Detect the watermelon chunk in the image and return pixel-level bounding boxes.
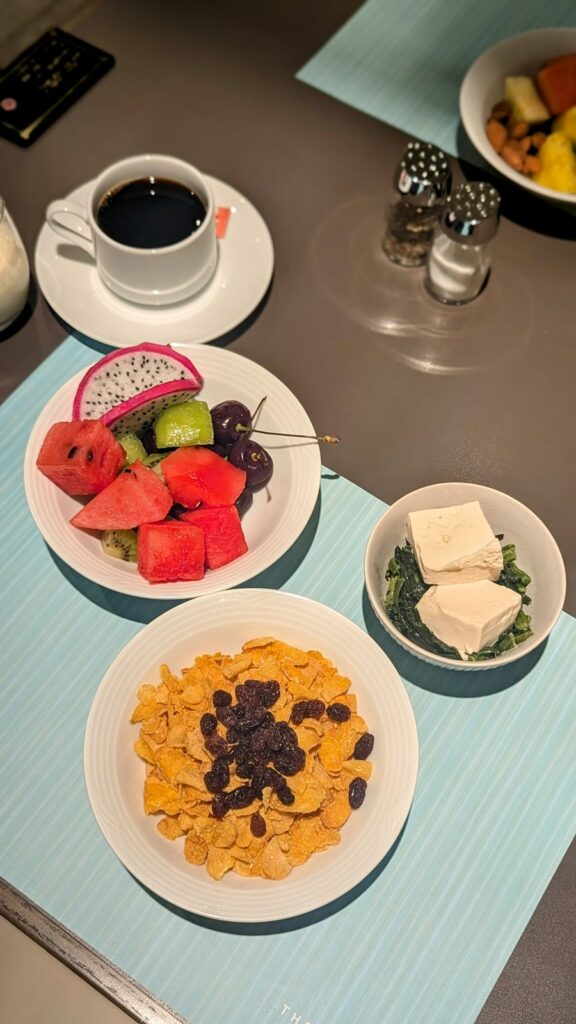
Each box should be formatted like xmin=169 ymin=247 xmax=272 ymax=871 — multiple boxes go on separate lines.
xmin=70 ymin=462 xmax=172 ymax=530
xmin=161 ymin=447 xmax=246 ymax=508
xmin=180 ymin=506 xmax=248 ymax=569
xmin=537 ymin=54 xmax=576 ymax=115
xmin=138 ymin=522 xmax=205 ymax=582
xmin=36 ymin=420 xmax=124 ymax=496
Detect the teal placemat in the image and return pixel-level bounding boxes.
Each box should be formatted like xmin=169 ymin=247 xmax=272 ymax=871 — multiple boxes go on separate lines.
xmin=2 ymin=338 xmax=576 ymax=1024
xmin=298 ymin=0 xmax=576 ymax=156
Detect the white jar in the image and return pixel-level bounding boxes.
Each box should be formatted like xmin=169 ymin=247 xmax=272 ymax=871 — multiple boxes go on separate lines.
xmin=0 ymin=198 xmax=30 ymax=330
xmin=425 ymin=182 xmax=500 ymax=305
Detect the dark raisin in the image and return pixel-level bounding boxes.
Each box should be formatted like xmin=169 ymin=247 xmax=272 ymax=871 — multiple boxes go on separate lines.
xmin=202 ymin=757 xmax=229 ymax=794
xmin=277 ymin=785 xmax=295 ymax=806
xmin=305 ymin=699 xmax=326 ymax=719
xmin=348 ymin=777 xmax=367 ymax=810
xmin=290 ymin=701 xmax=308 ymax=726
xmin=260 ymin=680 xmax=280 ymax=707
xmin=249 ymin=725 xmax=273 ymax=753
xmin=234 ymin=703 xmax=246 ymax=720
xmin=226 ymin=785 xmax=255 ymax=810
xmin=273 ymin=747 xmax=305 ymax=776
xmin=250 ymin=812 xmax=267 ymax=838
xmin=261 ymin=767 xmax=285 ymax=790
xmin=235 ymin=682 xmax=262 ymax=706
xmin=204 ymin=734 xmax=228 ymax=758
xmin=236 ymin=762 xmax=254 ymax=779
xmin=226 ymin=726 xmax=241 ymax=745
xmin=353 ymin=733 xmax=374 ymax=760
xmin=327 ymin=703 xmax=351 ymax=722
xmin=211 ymin=793 xmax=228 ymax=819
xmin=235 ymin=705 xmax=268 ymax=731
xmin=276 ymin=723 xmax=298 ymax=746
xmin=216 ymin=706 xmax=237 ymax=727
xmin=213 ymin=689 xmax=232 ymax=707
xmin=200 ymin=712 xmax=218 ymax=736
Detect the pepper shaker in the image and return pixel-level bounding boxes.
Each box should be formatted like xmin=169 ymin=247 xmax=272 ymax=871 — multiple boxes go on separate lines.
xmin=382 ymin=142 xmax=452 ymax=267
xmin=425 ymin=182 xmax=501 ymax=305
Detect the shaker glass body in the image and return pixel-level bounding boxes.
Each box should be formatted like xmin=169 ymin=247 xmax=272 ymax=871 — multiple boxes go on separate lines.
xmin=425 ymin=226 xmax=493 ymax=305
xmin=0 ymin=199 xmax=30 ymax=330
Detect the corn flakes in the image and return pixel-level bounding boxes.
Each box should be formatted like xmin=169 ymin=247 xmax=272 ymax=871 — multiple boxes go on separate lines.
xmin=131 ymin=638 xmax=373 ymax=880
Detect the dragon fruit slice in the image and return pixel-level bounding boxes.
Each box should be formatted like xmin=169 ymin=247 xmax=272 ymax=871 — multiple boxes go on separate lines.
xmin=72 ymin=342 xmax=203 ymax=420
xmin=100 ymin=380 xmax=203 ymax=435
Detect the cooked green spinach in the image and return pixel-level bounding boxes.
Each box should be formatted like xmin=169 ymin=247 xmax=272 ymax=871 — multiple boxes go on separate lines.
xmin=383 ymin=542 xmax=533 ymax=662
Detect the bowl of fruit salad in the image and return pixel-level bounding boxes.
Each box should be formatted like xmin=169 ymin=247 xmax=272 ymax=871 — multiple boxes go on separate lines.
xmin=25 ymin=343 xmax=326 ymax=599
xmin=364 ymin=482 xmax=565 ymax=671
xmin=460 ymin=28 xmax=576 ymax=204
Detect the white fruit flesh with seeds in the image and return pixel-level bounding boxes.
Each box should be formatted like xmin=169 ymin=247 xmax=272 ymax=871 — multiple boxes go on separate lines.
xmin=407 ymin=501 xmax=503 ymax=585
xmin=416 ymin=580 xmax=521 ymax=657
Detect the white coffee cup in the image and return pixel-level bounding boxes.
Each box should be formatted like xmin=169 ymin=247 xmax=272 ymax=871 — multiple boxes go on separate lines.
xmin=46 ymin=154 xmax=218 ymax=306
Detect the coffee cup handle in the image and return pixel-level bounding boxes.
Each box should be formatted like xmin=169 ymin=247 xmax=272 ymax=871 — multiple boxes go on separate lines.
xmin=46 ymin=200 xmax=95 ymax=258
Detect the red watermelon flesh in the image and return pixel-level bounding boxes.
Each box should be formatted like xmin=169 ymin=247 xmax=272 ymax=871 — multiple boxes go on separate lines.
xmin=161 ymin=447 xmax=246 ymax=508
xmin=180 ymin=506 xmax=248 ymax=569
xmin=70 ymin=462 xmax=172 ymax=530
xmin=138 ymin=522 xmax=205 ymax=582
xmin=36 ymin=420 xmax=124 ymax=496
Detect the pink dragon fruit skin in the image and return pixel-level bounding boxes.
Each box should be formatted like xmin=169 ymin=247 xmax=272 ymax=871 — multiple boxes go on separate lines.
xmin=72 ymin=342 xmax=203 ymax=420
xmin=100 ymin=380 xmax=203 ymax=435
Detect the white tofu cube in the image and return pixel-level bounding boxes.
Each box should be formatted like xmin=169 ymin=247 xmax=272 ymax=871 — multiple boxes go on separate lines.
xmin=416 ymin=580 xmax=521 ymax=658
xmin=407 ymin=501 xmax=503 ymax=585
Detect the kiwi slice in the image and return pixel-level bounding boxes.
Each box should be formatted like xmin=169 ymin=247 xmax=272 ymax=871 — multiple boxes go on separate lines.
xmin=143 ymin=452 xmax=167 ymax=477
xmin=101 ymin=529 xmax=138 ymax=562
xmin=117 ymin=432 xmax=147 ymax=465
xmin=154 ymin=400 xmax=214 ymax=448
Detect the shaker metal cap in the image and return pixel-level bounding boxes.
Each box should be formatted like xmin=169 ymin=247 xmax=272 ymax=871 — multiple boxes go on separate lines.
xmin=396 ymin=141 xmax=452 ymax=206
xmin=442 ymin=182 xmax=501 ymax=244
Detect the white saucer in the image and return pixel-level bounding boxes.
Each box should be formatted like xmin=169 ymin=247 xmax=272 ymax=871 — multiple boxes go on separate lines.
xmin=34 ymin=175 xmax=274 ymax=348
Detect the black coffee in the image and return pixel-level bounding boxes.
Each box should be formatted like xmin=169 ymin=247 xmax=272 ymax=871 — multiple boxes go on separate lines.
xmin=97 ymin=177 xmax=207 ymax=248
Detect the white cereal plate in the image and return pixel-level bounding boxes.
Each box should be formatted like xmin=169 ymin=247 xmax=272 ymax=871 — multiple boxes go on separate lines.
xmin=24 ymin=346 xmax=321 ymax=598
xmin=84 ymin=589 xmax=419 ymax=922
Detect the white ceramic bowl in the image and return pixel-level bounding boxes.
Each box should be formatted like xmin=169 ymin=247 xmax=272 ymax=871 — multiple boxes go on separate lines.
xmin=24 ymin=346 xmax=321 ymax=599
xmin=84 ymin=589 xmax=419 ymax=922
xmin=364 ymin=482 xmax=566 ymax=671
xmin=460 ymin=28 xmax=576 ymax=206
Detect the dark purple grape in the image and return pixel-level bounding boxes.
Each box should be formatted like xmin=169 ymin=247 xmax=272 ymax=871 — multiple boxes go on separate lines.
xmin=327 ymin=703 xmax=351 ymax=723
xmin=200 ymin=712 xmax=218 ymax=737
xmin=348 ymin=777 xmax=367 ymax=810
xmin=228 ymin=439 xmax=273 ymax=488
xmin=250 ymin=812 xmax=267 ymax=837
xmin=353 ymin=733 xmax=375 ymax=760
xmin=211 ymin=400 xmax=252 ymax=445
xmin=235 ymin=487 xmax=253 ymax=517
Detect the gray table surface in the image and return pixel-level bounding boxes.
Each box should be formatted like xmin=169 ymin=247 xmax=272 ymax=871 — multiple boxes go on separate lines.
xmin=1 ymin=2 xmax=575 ymax=1021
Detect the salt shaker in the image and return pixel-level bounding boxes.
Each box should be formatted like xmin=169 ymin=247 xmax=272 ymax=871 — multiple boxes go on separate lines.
xmin=382 ymin=142 xmax=452 ymax=267
xmin=425 ymin=182 xmax=501 ymax=305
xmin=0 ymin=197 xmax=30 ymax=330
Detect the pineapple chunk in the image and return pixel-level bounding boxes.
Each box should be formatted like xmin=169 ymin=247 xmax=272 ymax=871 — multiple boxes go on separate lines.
xmin=553 ymin=106 xmax=576 ymax=143
xmin=505 ymin=76 xmax=550 ymax=124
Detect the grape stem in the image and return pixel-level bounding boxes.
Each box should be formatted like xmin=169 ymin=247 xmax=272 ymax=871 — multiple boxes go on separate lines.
xmin=240 ymin=396 xmax=340 ymax=444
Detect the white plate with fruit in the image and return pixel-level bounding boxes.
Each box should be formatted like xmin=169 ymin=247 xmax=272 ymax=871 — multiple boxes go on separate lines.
xmin=24 ymin=344 xmax=325 ymax=599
